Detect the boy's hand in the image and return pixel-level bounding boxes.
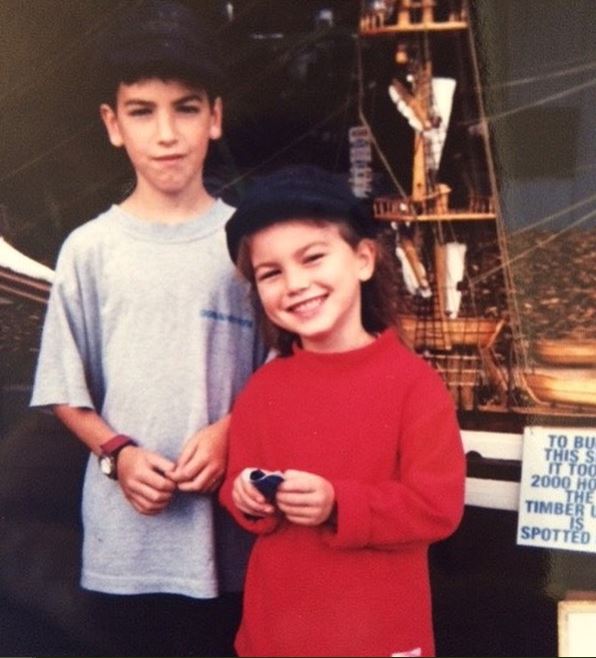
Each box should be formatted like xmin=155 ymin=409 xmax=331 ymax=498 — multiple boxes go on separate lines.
xmin=232 ymin=468 xmax=276 ymax=518
xmin=276 ymin=470 xmax=336 ymax=527
xmin=117 ymin=446 xmax=177 ymax=515
xmin=168 ymin=415 xmax=230 ymax=493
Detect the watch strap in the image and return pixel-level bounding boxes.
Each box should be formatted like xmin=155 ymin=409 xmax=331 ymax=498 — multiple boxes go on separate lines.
xmin=100 ymin=434 xmax=137 ymax=456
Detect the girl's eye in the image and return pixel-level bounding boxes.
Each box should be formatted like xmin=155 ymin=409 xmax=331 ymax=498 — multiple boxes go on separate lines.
xmin=256 ymin=269 xmax=280 ymax=282
xmin=304 ymin=253 xmax=325 ymax=264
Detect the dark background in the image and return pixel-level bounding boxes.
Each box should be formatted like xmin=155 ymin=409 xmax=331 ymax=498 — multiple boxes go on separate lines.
xmin=0 ymin=0 xmax=362 ymax=261
xmin=1 ymin=1 xmax=595 ymax=656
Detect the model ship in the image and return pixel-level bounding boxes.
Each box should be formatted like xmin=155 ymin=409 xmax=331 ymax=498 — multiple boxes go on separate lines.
xmin=358 ymin=0 xmax=596 ymax=415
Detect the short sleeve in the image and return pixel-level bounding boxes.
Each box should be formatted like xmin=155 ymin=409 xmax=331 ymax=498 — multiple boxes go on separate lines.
xmin=30 ymin=238 xmax=101 ymax=410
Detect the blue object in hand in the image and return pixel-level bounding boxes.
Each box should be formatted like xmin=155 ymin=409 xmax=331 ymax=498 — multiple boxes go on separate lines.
xmin=249 ymin=469 xmax=284 ymax=503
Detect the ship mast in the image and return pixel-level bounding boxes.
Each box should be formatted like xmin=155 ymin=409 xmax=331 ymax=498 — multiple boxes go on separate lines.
xmin=359 ymin=0 xmax=514 ymax=412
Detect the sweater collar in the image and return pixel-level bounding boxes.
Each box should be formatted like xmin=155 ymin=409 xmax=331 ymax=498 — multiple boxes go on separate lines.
xmin=290 ymin=328 xmax=397 ymax=369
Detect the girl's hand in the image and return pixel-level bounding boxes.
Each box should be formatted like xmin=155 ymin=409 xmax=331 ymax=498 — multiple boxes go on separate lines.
xmin=232 ymin=468 xmax=276 ymax=518
xmin=276 ymin=469 xmax=336 ymax=526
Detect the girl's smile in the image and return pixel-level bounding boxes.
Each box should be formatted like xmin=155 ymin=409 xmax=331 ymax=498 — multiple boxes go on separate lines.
xmin=286 ymin=293 xmax=328 ymax=316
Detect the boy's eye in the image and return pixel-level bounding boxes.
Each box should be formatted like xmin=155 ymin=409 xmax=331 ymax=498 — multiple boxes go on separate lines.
xmin=128 ymin=107 xmax=152 ymax=117
xmin=176 ymin=104 xmax=200 ymax=114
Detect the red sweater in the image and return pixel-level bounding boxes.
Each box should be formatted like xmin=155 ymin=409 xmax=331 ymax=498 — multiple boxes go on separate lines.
xmin=220 ymin=329 xmax=465 ymax=657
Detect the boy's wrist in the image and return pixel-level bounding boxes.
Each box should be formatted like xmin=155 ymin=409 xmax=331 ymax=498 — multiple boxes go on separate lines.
xmin=98 ymin=434 xmax=138 ymax=479
xmin=100 ymin=434 xmax=137 ymax=456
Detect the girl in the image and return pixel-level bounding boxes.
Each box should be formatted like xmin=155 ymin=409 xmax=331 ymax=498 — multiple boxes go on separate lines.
xmin=220 ymin=165 xmax=465 ymax=657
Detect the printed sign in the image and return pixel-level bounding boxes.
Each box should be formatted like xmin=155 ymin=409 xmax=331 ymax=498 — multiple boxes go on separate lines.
xmin=517 ymin=426 xmax=596 ymax=553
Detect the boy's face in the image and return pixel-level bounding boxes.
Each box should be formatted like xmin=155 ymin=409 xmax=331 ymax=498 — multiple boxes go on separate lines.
xmin=100 ymin=79 xmax=222 ymax=199
xmin=250 ymin=221 xmax=376 ymax=353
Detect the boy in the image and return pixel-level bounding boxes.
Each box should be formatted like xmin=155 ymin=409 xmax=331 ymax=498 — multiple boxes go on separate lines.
xmin=30 ymin=1 xmax=264 ymax=655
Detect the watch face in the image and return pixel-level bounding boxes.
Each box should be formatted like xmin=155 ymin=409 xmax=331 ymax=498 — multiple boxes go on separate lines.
xmin=99 ymin=454 xmax=116 ymax=478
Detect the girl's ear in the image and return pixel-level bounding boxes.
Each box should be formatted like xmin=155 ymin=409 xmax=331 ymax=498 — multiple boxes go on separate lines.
xmin=100 ymin=104 xmax=124 ymax=148
xmin=356 ymin=238 xmax=377 ymax=282
xmin=209 ymin=97 xmax=223 ymax=140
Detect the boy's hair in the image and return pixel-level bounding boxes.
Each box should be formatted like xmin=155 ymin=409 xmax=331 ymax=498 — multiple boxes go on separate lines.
xmin=92 ymin=0 xmax=225 ymax=107
xmin=226 ymin=165 xmax=401 ymax=355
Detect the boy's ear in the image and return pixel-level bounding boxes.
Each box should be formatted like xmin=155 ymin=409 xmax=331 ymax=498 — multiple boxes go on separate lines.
xmin=100 ymin=104 xmax=124 ymax=148
xmin=356 ymin=238 xmax=377 ymax=282
xmin=209 ymin=97 xmax=223 ymax=140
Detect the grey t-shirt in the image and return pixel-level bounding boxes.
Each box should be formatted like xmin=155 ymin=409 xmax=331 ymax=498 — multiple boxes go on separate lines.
xmin=31 ymin=200 xmax=264 ymax=598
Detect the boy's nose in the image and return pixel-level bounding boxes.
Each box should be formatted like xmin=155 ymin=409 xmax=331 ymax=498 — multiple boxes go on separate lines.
xmin=156 ymin=112 xmax=177 ymax=143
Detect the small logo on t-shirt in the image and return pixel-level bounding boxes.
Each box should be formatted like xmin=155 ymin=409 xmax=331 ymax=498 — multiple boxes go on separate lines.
xmin=200 ymin=308 xmax=254 ymax=329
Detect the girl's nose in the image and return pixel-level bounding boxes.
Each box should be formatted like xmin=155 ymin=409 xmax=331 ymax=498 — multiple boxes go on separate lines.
xmin=285 ymin=268 xmax=311 ymax=294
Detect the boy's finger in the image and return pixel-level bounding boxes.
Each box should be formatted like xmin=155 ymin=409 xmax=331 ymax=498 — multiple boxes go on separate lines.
xmin=168 ymin=454 xmax=210 ymax=482
xmin=149 ymin=470 xmax=178 ymax=491
xmin=126 ymin=480 xmax=174 ymax=508
xmin=175 ymin=441 xmax=198 ymax=468
xmin=147 ymin=452 xmax=177 ymax=473
xmin=176 ymin=463 xmax=223 ymax=491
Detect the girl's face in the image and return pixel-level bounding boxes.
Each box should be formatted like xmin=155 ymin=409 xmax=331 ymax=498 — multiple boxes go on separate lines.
xmin=250 ymin=220 xmax=376 ymax=353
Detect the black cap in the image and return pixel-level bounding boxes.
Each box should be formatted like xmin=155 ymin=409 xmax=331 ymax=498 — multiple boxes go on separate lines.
xmin=92 ymin=0 xmax=225 ymax=104
xmin=225 ymin=165 xmax=377 ymax=263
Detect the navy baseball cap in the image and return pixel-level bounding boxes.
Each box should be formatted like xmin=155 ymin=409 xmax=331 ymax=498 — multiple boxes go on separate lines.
xmin=225 ymin=165 xmax=378 ymax=263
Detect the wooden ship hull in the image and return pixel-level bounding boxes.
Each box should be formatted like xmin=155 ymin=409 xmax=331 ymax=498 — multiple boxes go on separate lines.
xmin=533 ymin=338 xmax=596 ymax=368
xmin=523 ymin=368 xmax=596 ymax=410
xmin=524 ymin=339 xmax=596 ymax=411
xmin=400 ymin=316 xmax=503 ymax=351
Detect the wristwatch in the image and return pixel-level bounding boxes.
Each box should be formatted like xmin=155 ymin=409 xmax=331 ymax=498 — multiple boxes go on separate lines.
xmin=98 ymin=434 xmax=137 ymax=480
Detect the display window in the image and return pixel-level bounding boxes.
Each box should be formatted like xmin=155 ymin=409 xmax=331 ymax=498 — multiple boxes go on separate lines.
xmin=0 ymin=2 xmax=594 ymax=655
